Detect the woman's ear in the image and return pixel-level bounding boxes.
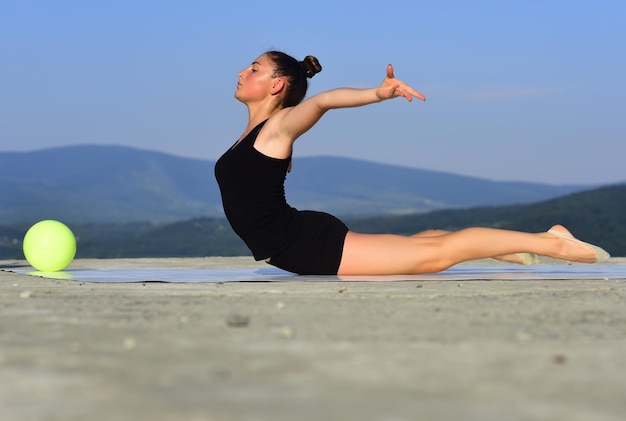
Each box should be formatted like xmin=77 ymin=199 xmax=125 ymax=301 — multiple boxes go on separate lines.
xmin=271 ymin=78 xmax=285 ymax=95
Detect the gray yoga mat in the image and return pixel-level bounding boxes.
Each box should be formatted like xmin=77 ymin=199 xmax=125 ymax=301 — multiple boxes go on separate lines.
xmin=12 ymin=263 xmax=626 ymax=283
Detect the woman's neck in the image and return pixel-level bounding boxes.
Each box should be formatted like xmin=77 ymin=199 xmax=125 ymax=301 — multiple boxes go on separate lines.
xmin=240 ymin=102 xmax=281 ymax=140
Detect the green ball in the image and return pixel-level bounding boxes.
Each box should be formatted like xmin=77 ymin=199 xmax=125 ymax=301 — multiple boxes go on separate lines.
xmin=23 ymin=220 xmax=76 ymax=272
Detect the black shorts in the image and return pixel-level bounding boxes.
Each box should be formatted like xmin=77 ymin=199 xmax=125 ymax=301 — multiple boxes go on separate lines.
xmin=267 ymin=211 xmax=349 ymax=275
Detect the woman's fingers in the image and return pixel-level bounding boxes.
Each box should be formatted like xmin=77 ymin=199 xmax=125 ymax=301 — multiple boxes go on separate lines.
xmin=410 ymin=88 xmax=426 ymax=101
xmin=386 ymin=64 xmax=426 ymax=101
xmin=387 ymin=64 xmax=395 ymax=79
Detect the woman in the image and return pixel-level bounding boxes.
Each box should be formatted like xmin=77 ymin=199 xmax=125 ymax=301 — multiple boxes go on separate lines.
xmin=214 ymin=51 xmax=610 ymax=276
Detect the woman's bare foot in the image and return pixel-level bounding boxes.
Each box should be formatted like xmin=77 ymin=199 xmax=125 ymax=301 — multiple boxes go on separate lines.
xmin=547 ymin=225 xmax=610 ymax=263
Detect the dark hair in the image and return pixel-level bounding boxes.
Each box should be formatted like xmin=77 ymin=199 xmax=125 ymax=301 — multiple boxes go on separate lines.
xmin=265 ymin=51 xmax=322 ymax=107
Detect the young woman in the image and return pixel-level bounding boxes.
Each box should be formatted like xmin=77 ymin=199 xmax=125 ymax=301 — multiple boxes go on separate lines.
xmin=214 ymin=51 xmax=610 ymax=276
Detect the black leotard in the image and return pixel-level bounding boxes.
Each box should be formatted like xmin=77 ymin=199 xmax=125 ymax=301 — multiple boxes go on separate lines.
xmin=214 ymin=120 xmax=348 ymax=275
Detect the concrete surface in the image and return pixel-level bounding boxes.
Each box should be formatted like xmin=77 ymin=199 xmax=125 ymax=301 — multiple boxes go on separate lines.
xmin=1 ymin=257 xmax=626 ymax=421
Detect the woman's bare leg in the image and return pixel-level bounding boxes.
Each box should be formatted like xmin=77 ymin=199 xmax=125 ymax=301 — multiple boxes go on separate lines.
xmin=410 ymin=229 xmax=538 ymax=265
xmin=337 ymin=224 xmax=606 ymax=276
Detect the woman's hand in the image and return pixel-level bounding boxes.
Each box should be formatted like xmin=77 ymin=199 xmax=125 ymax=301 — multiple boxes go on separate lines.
xmin=376 ymin=64 xmax=426 ymax=102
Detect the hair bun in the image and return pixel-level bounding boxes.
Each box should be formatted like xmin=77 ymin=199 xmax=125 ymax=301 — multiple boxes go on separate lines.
xmin=300 ymin=55 xmax=322 ymax=78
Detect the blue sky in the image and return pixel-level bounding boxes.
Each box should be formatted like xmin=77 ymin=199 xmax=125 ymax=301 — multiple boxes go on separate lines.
xmin=2 ymin=0 xmax=625 ymax=185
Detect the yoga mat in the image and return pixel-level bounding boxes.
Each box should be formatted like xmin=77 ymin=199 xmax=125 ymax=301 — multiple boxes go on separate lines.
xmin=10 ymin=263 xmax=626 ymax=283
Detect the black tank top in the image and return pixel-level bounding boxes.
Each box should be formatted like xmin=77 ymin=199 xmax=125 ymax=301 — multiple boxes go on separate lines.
xmin=214 ymin=120 xmax=296 ymax=260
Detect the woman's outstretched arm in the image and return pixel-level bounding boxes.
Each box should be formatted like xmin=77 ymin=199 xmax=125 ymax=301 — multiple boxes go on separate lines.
xmin=278 ymin=64 xmax=426 ymax=141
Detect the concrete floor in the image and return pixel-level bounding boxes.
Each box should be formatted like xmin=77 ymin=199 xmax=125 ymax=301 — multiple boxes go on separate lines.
xmin=2 ymin=257 xmax=626 ymax=421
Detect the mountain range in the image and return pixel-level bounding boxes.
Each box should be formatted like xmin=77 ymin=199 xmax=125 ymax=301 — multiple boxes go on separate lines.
xmin=2 ymin=184 xmax=624 ymax=260
xmin=0 ymin=145 xmax=613 ymax=224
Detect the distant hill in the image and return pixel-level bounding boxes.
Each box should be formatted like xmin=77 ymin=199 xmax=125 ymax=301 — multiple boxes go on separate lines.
xmin=347 ymin=183 xmax=626 ymax=257
xmin=0 ymin=145 xmax=605 ymax=224
xmin=283 ymin=156 xmax=596 ymax=215
xmin=1 ymin=184 xmax=624 ymax=259
xmin=0 ymin=145 xmax=221 ymax=223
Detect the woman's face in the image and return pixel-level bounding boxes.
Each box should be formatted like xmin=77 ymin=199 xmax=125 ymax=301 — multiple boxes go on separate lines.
xmin=235 ymin=54 xmax=275 ymax=103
